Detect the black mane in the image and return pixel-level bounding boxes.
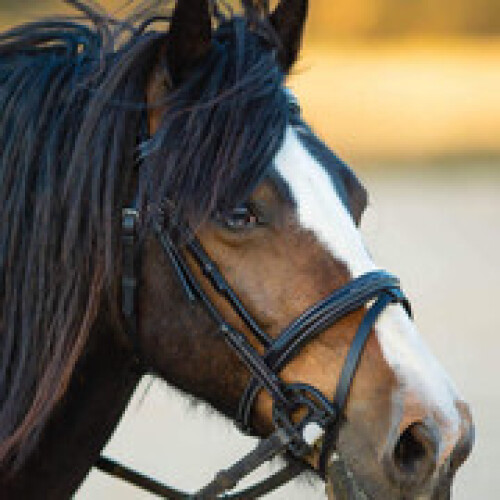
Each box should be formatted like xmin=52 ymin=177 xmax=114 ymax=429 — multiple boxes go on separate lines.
xmin=0 ymin=0 xmax=288 ymax=469
xmin=143 ymin=18 xmax=289 ymax=223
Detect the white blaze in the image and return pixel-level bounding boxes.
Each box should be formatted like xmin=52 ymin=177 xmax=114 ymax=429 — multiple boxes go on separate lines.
xmin=274 ymin=126 xmax=462 ymax=460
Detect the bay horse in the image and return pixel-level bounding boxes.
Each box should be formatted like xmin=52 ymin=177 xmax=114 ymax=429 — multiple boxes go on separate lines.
xmin=0 ymin=0 xmax=473 ymax=498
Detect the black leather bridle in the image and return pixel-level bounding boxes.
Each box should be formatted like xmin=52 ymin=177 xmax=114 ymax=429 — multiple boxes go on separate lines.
xmin=95 ymin=107 xmax=412 ymax=498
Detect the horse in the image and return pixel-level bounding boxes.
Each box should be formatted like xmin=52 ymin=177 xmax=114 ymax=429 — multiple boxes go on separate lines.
xmin=0 ymin=0 xmax=474 ymax=498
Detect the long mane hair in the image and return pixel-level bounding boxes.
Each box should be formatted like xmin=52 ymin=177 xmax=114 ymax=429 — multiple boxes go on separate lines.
xmin=0 ymin=0 xmax=288 ymax=470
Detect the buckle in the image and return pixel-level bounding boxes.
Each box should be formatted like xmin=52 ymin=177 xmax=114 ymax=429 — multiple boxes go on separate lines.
xmin=122 ymin=208 xmax=139 ymax=233
xmin=272 ymin=383 xmax=338 ymax=458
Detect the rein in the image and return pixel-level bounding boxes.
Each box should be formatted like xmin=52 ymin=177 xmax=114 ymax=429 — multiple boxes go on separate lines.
xmin=95 ymin=106 xmax=412 ymax=498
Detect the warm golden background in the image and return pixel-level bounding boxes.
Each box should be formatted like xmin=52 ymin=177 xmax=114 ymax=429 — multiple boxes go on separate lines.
xmin=1 ymin=0 xmax=499 ymax=164
xmin=1 ymin=2 xmax=499 ymax=500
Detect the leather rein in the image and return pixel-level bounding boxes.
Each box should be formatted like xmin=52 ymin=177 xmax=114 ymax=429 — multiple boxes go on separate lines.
xmin=94 ymin=104 xmax=412 ymax=498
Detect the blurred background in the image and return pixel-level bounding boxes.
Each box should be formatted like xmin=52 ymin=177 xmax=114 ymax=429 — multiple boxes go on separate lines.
xmin=1 ymin=1 xmax=499 ymax=498
xmin=2 ymin=0 xmax=500 ymax=163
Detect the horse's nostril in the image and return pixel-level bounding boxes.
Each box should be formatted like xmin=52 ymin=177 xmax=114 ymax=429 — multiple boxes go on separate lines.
xmin=394 ymin=427 xmax=425 ymax=473
xmin=449 ymin=401 xmax=475 ymax=474
xmin=387 ymin=422 xmax=439 ymax=486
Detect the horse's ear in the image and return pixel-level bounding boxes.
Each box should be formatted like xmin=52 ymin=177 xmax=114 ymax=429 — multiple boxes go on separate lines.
xmin=165 ymin=0 xmax=212 ymax=84
xmin=269 ymin=0 xmax=308 ymax=73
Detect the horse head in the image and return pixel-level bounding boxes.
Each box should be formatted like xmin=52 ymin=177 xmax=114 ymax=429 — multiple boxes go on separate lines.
xmin=133 ymin=0 xmax=474 ymax=497
xmin=0 ymin=0 xmax=473 ymax=497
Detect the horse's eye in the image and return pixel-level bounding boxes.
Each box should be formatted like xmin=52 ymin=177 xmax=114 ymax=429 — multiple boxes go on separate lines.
xmin=217 ymin=204 xmax=260 ymax=231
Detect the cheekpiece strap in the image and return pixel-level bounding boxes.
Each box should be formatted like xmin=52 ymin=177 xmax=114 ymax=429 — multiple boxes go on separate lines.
xmin=121 ymin=207 xmax=140 ymax=351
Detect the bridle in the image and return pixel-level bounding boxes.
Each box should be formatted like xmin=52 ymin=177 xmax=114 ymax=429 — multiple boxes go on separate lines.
xmin=95 ymin=99 xmax=412 ymax=499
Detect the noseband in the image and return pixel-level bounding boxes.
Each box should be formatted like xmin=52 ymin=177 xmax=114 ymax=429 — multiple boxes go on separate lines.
xmin=96 ymin=107 xmax=412 ymax=498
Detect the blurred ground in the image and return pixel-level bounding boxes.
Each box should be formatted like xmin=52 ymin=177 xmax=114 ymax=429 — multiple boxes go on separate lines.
xmin=77 ymin=166 xmax=500 ymax=499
